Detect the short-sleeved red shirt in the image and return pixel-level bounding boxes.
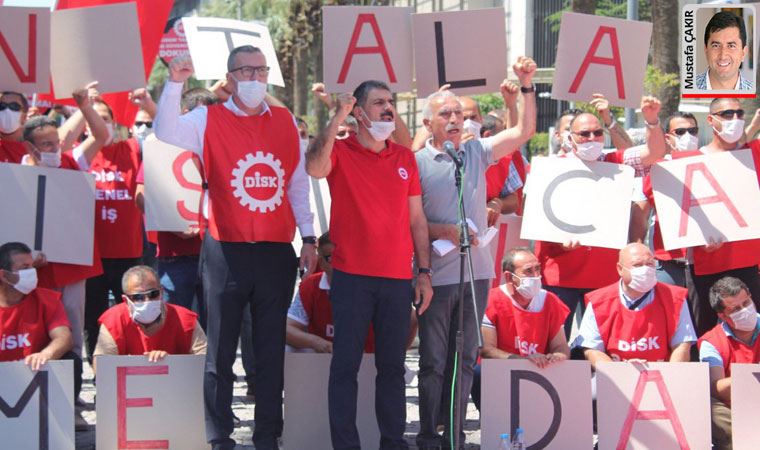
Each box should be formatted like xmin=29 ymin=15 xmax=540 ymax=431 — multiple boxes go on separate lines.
xmin=0 ymin=288 xmax=70 ymax=361
xmin=327 ymin=134 xmax=422 ymax=279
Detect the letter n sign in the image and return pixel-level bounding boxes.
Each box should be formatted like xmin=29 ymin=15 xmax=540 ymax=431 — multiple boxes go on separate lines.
xmin=323 ymin=6 xmax=414 ymax=93
xmin=551 ymin=12 xmax=651 ymax=108
xmin=0 ymin=6 xmax=51 ymax=93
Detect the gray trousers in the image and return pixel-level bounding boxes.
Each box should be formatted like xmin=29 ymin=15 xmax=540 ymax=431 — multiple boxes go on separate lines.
xmin=416 ymin=279 xmax=489 ymax=447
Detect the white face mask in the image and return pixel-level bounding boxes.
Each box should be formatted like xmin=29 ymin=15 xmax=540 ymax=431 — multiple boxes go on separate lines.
xmin=513 ymin=274 xmax=542 ymax=300
xmin=560 ymin=130 xmax=573 ymax=152
xmin=625 ymin=265 xmax=657 ymax=293
xmin=299 ymin=137 xmax=309 ymax=152
xmin=132 ymin=123 xmax=152 ymax=142
xmin=713 ymin=118 xmax=745 ymax=144
xmin=463 ymin=119 xmax=482 ymax=138
xmin=572 ymin=136 xmax=604 ymax=161
xmin=0 ymin=109 xmax=22 ymax=134
xmin=729 ymin=302 xmax=758 ymax=331
xmin=672 ymin=132 xmax=699 ymax=152
xmin=35 ymin=148 xmax=61 ymax=169
xmin=128 ymin=298 xmax=162 ymax=325
xmin=11 ymin=268 xmax=37 ymax=295
xmin=236 ymin=80 xmax=267 ymax=109
xmin=361 ymin=108 xmax=395 ymax=141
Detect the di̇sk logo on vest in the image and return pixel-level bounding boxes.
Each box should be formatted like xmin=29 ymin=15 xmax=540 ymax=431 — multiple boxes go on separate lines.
xmin=230 ymin=151 xmax=286 ymax=213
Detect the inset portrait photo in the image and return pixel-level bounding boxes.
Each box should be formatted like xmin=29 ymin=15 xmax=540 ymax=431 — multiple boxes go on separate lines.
xmin=682 ymin=4 xmax=757 ymax=98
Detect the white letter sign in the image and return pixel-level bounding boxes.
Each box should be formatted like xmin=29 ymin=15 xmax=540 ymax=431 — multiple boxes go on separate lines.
xmin=412 ymin=8 xmax=508 ymax=97
xmin=552 ymin=12 xmax=652 ymax=108
xmin=520 ymin=157 xmax=634 ymax=249
xmin=0 ymin=163 xmax=95 ymax=265
xmin=480 ymin=359 xmax=593 ymax=450
xmin=95 ymin=355 xmax=206 ymax=450
xmin=142 ymin=136 xmax=203 ymax=232
xmin=322 ymin=6 xmax=413 ymax=93
xmin=182 ymin=17 xmax=284 ymax=86
xmin=0 ymin=360 xmax=74 ymax=450
xmin=651 ymin=149 xmax=760 ymax=250
xmin=0 ymin=6 xmax=50 ymax=93
xmin=489 ymin=214 xmax=529 ymax=288
xmin=51 ymin=3 xmax=145 ymax=97
xmin=282 ymin=353 xmax=379 ymax=450
xmin=596 ymin=362 xmax=711 ymax=450
xmin=729 ymin=363 xmax=760 ymax=450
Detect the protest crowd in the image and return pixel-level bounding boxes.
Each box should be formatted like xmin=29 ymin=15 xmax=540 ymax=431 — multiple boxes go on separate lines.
xmin=3 ymin=2 xmax=760 ymax=450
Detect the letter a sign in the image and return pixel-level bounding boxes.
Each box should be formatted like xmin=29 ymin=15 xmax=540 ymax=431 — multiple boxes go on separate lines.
xmin=323 ymin=6 xmax=413 ymax=93
xmin=552 ymin=12 xmax=651 ymax=108
xmin=0 ymin=7 xmax=51 ymax=93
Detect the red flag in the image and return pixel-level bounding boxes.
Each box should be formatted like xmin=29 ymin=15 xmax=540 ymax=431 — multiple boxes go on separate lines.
xmin=46 ymin=0 xmax=174 ymax=127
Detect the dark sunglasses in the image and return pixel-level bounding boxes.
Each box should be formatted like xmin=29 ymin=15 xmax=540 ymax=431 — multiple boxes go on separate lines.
xmin=134 ymin=121 xmax=153 ymax=128
xmin=573 ymin=129 xmax=604 ymax=138
xmin=671 ymin=127 xmax=699 ymax=136
xmin=126 ymin=289 xmax=161 ymax=302
xmin=0 ymin=102 xmax=22 ymax=112
xmin=713 ymin=109 xmax=745 ymax=120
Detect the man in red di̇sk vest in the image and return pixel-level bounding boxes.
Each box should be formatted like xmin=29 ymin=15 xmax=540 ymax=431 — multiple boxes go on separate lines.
xmin=93 ymin=265 xmax=206 ymax=373
xmin=0 ymin=90 xmax=30 ymax=162
xmin=633 ymin=112 xmax=702 ymax=289
xmin=573 ymin=243 xmax=696 ymax=367
xmin=57 ymin=93 xmax=146 ymax=368
xmin=698 ymin=277 xmax=760 ymax=450
xmin=154 ymin=47 xmax=317 ymax=450
xmin=472 ymin=247 xmax=570 ymax=411
xmin=18 ymin=85 xmax=109 ymax=398
xmin=306 ymin=81 xmax=433 ymax=450
xmin=672 ymin=98 xmax=760 ymax=337
xmin=534 ymin=97 xmax=668 ymax=339
xmin=0 ymin=242 xmax=73 ymax=370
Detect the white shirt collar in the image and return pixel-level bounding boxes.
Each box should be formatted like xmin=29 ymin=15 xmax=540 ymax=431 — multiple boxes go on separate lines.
xmin=705 ymin=68 xmax=743 ymax=90
xmin=318 ymin=272 xmax=330 ymax=291
xmin=224 ymin=96 xmax=271 ymax=117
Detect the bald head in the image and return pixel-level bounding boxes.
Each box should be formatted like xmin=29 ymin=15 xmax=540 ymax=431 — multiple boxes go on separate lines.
xmin=459 ymin=96 xmax=482 ymax=123
xmin=569 ymin=113 xmax=602 ymax=133
xmin=619 ymin=243 xmax=653 ymax=265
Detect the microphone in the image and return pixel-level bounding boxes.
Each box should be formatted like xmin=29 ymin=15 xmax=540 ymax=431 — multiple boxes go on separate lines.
xmin=443 ymin=140 xmax=463 ymax=167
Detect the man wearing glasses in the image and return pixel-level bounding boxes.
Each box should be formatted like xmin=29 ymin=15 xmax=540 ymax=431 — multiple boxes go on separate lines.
xmin=471 ymin=247 xmax=570 ymax=412
xmin=0 ymin=92 xmax=30 ymax=163
xmin=534 ymin=96 xmax=667 ymax=339
xmin=154 ymin=45 xmax=316 ymax=450
xmin=669 ymin=97 xmax=760 ymax=336
xmin=92 ymin=265 xmax=207 ymax=373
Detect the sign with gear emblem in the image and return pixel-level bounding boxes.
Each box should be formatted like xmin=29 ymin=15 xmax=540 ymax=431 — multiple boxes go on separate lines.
xmin=231 ymin=151 xmax=286 ymax=213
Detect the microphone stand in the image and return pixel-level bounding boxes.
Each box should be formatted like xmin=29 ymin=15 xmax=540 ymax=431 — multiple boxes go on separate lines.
xmin=451 ymin=155 xmax=483 ymax=450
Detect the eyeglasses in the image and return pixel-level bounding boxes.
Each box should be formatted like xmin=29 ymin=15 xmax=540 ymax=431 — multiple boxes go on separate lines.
xmin=0 ymin=102 xmax=22 ymax=112
xmin=230 ymin=65 xmax=270 ymax=79
xmin=126 ymin=289 xmax=161 ymax=302
xmin=671 ymin=127 xmax=698 ymax=136
xmin=712 ymin=109 xmax=745 ymax=120
xmin=134 ymin=121 xmax=152 ymax=128
xmin=573 ymin=129 xmax=604 ymax=138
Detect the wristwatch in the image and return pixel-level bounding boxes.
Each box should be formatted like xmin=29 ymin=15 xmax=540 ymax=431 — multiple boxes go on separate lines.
xmin=520 ymin=84 xmax=535 ymax=93
xmin=302 ymin=236 xmax=317 ymax=245
xmin=417 ymin=267 xmax=433 ymax=278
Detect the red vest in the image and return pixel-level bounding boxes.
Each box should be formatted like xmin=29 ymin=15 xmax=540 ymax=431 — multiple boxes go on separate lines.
xmin=98 ymin=302 xmax=197 ymax=355
xmin=484 ymin=287 xmax=569 ymax=356
xmin=0 ymin=139 xmax=26 ymax=163
xmin=0 ymin=288 xmax=69 ymax=361
xmin=699 ymin=323 xmax=760 ymax=377
xmin=485 ymin=152 xmax=529 ymax=215
xmin=89 ymin=139 xmax=143 ymax=258
xmin=535 ymin=241 xmax=619 ymax=289
xmin=587 ymin=282 xmax=685 ymax=361
xmin=26 ymin=154 xmax=104 ymax=287
xmin=202 ymin=104 xmax=298 ymax=242
xmin=298 ymin=273 xmax=375 ymax=353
